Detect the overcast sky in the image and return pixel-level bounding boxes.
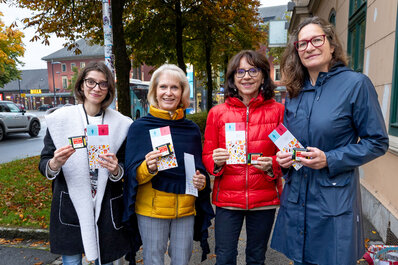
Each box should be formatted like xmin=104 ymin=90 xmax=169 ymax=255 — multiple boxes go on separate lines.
xmin=0 ymin=0 xmax=290 ymax=70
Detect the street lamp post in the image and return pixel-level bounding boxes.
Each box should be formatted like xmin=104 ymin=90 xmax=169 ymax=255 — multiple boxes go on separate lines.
xmin=51 ymin=60 xmax=61 ymax=106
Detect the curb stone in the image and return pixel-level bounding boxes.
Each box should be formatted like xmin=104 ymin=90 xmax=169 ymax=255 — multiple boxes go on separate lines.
xmin=0 ymin=226 xmax=49 ymax=240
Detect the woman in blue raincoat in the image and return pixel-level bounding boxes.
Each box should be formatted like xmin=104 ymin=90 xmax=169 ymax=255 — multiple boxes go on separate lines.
xmin=270 ymin=17 xmax=389 ymax=265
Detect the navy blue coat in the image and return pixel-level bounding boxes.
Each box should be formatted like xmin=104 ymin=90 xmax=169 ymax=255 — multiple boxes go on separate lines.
xmin=271 ymin=64 xmax=389 ymax=265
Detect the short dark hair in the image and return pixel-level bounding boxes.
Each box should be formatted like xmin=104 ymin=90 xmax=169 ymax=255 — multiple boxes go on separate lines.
xmin=74 ymin=61 xmax=115 ymax=109
xmin=225 ymin=50 xmax=276 ymax=101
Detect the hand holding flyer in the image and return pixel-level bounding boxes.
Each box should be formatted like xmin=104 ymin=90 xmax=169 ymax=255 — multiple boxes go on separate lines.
xmin=149 ymin=126 xmax=178 ymax=171
xmin=268 ymin=124 xmax=304 ymax=170
xmin=86 ymin=124 xmax=110 ymax=170
xmin=225 ymin=122 xmax=246 ymax=164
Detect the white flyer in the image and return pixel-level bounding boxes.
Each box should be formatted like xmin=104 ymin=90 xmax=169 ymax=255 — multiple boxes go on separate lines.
xmin=86 ymin=124 xmax=110 ymax=170
xmin=184 ymin=153 xmax=198 ymax=197
xmin=149 ymin=126 xmax=178 ymax=171
xmin=268 ymin=123 xmax=304 ymax=170
xmin=225 ymin=122 xmax=246 ymax=164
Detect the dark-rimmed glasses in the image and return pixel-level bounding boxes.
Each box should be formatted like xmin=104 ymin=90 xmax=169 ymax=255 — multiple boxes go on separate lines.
xmin=84 ymin=78 xmax=109 ymax=90
xmin=235 ymin=68 xmax=260 ymax=78
xmin=294 ymin=35 xmax=326 ymax=52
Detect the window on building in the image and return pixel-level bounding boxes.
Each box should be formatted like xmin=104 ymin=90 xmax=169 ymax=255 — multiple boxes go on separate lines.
xmin=80 ymin=62 xmax=85 ymax=69
xmin=348 ymin=0 xmax=367 ymax=72
xmin=274 ymin=65 xmax=281 ymax=82
xmin=61 ymin=63 xmax=67 ymax=72
xmin=329 ymin=9 xmax=336 ymax=26
xmin=71 ymin=63 xmax=76 ymax=71
xmin=390 ymin=7 xmax=398 ymax=137
xmin=62 ymin=76 xmax=68 ymax=89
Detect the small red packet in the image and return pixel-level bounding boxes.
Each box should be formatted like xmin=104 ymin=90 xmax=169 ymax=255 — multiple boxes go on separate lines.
xmin=248 ymin=153 xmax=262 ymax=165
xmin=68 ymin=136 xmax=87 ymax=149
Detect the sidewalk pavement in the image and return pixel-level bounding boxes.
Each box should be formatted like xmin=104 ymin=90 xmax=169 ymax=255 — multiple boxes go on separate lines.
xmin=0 ymin=214 xmax=382 ymax=265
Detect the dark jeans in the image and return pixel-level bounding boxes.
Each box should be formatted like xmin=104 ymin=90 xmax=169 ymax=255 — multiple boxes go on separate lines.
xmin=294 ymin=262 xmax=317 ymax=265
xmin=215 ymin=207 xmax=276 ymax=265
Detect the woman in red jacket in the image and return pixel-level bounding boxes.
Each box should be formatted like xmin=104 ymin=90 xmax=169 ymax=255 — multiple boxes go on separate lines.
xmin=203 ymin=50 xmax=284 ymax=265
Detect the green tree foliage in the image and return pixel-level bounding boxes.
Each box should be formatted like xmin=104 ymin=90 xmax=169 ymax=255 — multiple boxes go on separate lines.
xmin=6 ymin=0 xmax=266 ymax=114
xmin=0 ymin=11 xmax=24 ymax=87
xmin=126 ymin=0 xmax=264 ymax=111
xmin=188 ymin=0 xmax=264 ymax=111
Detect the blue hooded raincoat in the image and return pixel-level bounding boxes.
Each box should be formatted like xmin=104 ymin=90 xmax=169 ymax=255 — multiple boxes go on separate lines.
xmin=271 ymin=64 xmax=389 ymax=265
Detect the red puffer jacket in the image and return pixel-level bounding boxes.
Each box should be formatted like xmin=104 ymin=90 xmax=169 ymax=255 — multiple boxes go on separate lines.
xmin=203 ymin=94 xmax=284 ymax=209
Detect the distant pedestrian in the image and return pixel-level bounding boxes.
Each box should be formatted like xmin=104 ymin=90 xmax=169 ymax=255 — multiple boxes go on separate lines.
xmin=123 ymin=64 xmax=214 ymax=265
xmin=39 ymin=62 xmax=132 ymax=265
xmin=270 ymin=17 xmax=389 ymax=265
xmin=202 ymin=50 xmax=284 ymax=265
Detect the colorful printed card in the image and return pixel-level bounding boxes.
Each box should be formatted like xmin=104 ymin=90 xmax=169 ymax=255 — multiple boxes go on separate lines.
xmin=149 ymin=126 xmax=178 ymax=171
xmin=268 ymin=123 xmax=304 ymax=170
xmin=184 ymin=153 xmax=198 ymax=197
xmin=86 ymin=124 xmax=110 ymax=170
xmin=225 ymin=122 xmax=246 ymax=164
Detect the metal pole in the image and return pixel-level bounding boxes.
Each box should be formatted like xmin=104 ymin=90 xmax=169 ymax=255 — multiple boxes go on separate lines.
xmin=51 ymin=60 xmax=57 ymax=106
xmin=102 ymin=0 xmax=116 ymax=109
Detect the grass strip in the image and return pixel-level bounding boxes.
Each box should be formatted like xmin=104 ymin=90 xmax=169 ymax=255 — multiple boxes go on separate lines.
xmin=0 ymin=156 xmax=51 ymax=229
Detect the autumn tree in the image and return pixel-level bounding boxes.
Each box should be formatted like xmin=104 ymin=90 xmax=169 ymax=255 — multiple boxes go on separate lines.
xmin=0 ymin=11 xmax=24 ymax=87
xmin=3 ymin=0 xmax=132 ymax=116
xmin=6 ymin=0 xmax=266 ymax=114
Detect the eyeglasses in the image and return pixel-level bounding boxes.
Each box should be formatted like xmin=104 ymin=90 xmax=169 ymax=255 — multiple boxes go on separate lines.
xmin=84 ymin=78 xmax=109 ymax=90
xmin=294 ymin=34 xmax=326 ymax=52
xmin=235 ymin=68 xmax=260 ymax=78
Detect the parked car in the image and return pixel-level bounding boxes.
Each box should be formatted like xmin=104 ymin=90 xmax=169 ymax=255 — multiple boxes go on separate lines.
xmin=38 ymin=104 xmax=53 ymax=111
xmin=0 ymin=100 xmax=41 ymax=141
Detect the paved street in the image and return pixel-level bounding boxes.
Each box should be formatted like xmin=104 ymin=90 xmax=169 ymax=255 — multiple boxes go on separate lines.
xmin=0 ymin=110 xmax=47 ymax=164
xmin=0 ymin=217 xmax=292 ymax=265
xmin=0 ymin=213 xmax=383 ymax=265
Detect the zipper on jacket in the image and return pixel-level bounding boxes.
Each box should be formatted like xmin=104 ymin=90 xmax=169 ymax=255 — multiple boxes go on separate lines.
xmin=245 ymin=106 xmax=249 ymax=210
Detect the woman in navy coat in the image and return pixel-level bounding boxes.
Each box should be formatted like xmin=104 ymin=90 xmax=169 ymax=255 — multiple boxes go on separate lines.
xmin=270 ymin=17 xmax=389 ymax=265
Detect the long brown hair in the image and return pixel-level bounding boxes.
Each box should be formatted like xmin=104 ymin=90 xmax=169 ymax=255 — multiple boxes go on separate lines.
xmin=225 ymin=50 xmax=275 ymax=101
xmin=282 ymin=16 xmax=348 ymax=98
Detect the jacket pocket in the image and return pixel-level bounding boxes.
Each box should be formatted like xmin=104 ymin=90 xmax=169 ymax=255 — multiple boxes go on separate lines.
xmin=318 ymin=170 xmax=352 ymax=216
xmin=59 ymin=191 xmax=80 ymax=227
xmin=110 ymin=194 xmax=124 ymax=230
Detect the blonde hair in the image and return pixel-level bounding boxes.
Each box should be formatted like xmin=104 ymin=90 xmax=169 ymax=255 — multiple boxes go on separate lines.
xmin=147 ymin=64 xmax=190 ymax=110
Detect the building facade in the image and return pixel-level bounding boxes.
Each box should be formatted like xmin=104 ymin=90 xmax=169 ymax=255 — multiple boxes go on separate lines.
xmin=289 ymin=0 xmax=398 ymax=244
xmin=42 ymin=39 xmax=104 ymax=106
xmin=0 ymin=69 xmax=50 ymax=110
xmin=259 ymin=5 xmax=288 ymax=103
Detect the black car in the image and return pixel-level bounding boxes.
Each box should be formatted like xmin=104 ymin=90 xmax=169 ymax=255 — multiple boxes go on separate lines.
xmin=38 ymin=104 xmax=53 ymax=111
